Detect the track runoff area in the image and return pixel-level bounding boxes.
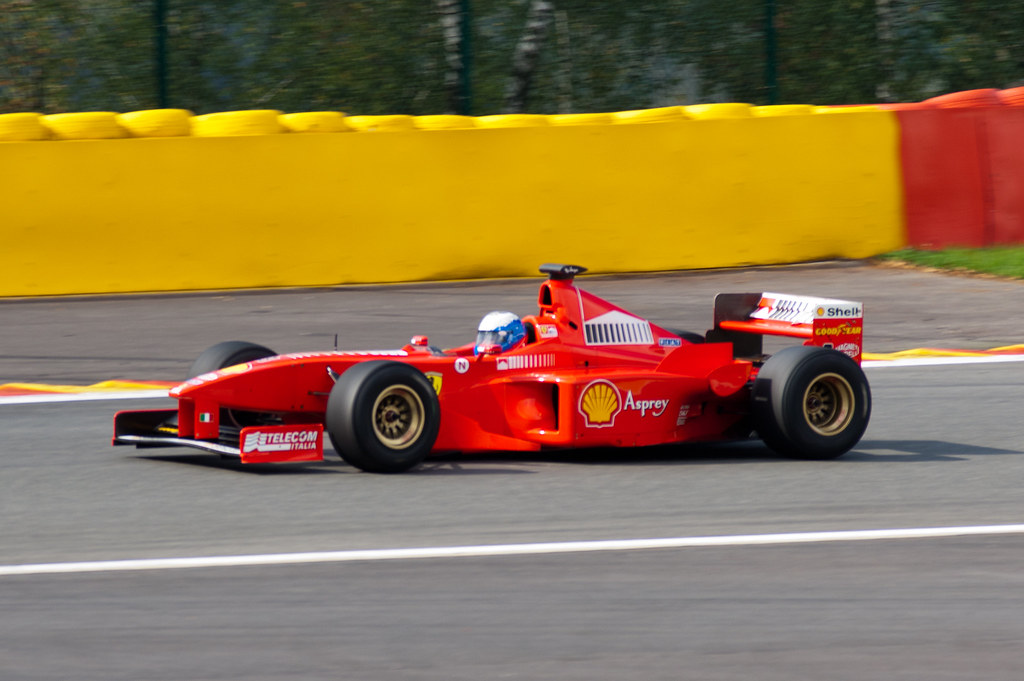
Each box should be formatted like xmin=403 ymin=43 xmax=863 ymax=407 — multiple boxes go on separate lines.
xmin=1 ymin=349 xmax=1023 ymax=576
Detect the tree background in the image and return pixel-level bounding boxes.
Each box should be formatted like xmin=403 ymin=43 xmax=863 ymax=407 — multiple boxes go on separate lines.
xmin=1 ymin=0 xmax=1022 ymax=116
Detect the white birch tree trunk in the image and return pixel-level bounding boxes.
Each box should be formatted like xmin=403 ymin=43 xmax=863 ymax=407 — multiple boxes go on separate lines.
xmin=505 ymin=0 xmax=555 ymax=113
xmin=436 ymin=0 xmax=465 ymax=114
xmin=875 ymin=0 xmax=894 ymax=101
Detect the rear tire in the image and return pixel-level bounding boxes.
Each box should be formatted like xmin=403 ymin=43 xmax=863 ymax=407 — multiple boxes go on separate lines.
xmin=752 ymin=346 xmax=870 ymax=459
xmin=663 ymin=327 xmax=706 ymax=344
xmin=326 ymin=361 xmax=440 ymax=473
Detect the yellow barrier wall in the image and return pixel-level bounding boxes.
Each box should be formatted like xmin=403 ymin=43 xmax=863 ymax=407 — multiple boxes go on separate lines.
xmin=0 ymin=112 xmax=903 ymax=296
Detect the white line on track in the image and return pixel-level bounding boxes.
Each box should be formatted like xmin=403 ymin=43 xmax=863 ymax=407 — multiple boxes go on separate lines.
xmin=0 ymin=390 xmax=170 ymax=405
xmin=3 ymin=524 xmax=1024 ymax=577
xmin=863 ymin=355 xmax=1024 ymax=368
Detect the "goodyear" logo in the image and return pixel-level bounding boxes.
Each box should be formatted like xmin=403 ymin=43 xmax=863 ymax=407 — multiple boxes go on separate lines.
xmin=814 ymin=325 xmax=862 ymax=337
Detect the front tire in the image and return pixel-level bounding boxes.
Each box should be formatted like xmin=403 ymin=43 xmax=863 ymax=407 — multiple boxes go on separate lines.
xmin=752 ymin=346 xmax=870 ymax=460
xmin=326 ymin=361 xmax=440 ymax=473
xmin=186 ymin=341 xmax=278 ymax=429
xmin=188 ymin=340 xmax=277 ymax=378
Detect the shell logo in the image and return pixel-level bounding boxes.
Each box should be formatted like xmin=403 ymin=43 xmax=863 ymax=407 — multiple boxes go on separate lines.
xmin=578 ymin=379 xmax=622 ymax=428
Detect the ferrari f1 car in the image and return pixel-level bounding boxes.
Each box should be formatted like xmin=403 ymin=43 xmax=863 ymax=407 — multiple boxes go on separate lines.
xmin=113 ymin=264 xmax=870 ymax=473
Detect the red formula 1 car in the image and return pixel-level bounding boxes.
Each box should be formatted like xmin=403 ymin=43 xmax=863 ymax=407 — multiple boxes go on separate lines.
xmin=113 ymin=264 xmax=871 ymax=473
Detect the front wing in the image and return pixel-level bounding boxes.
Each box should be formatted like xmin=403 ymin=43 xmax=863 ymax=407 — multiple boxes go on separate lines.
xmin=113 ymin=409 xmax=325 ymax=463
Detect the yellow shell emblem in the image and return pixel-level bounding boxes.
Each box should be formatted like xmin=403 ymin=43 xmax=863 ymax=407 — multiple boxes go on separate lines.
xmin=579 ymin=380 xmax=621 ymax=428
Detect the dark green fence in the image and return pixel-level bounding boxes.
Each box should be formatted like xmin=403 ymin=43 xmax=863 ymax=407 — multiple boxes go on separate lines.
xmin=1 ymin=0 xmax=1022 ymax=115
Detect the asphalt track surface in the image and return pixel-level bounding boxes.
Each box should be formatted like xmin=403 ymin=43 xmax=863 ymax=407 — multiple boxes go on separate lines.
xmin=3 ymin=262 xmax=1024 ymax=681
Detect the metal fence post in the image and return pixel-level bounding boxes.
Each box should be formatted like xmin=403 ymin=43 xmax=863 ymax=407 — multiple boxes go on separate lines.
xmin=764 ymin=0 xmax=777 ymax=104
xmin=155 ymin=0 xmax=168 ymax=108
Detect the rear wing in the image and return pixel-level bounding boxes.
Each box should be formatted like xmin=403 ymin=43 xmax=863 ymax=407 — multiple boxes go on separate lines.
xmin=708 ymin=292 xmax=863 ymax=363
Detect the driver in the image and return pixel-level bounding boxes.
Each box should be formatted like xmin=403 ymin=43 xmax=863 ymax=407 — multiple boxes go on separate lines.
xmin=474 ymin=311 xmax=527 ymax=355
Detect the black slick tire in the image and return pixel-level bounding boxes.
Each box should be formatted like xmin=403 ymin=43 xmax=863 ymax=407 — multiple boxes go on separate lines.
xmin=181 ymin=341 xmax=278 ymax=431
xmin=663 ymin=327 xmax=706 ymax=344
xmin=325 ymin=361 xmax=440 ymax=473
xmin=188 ymin=340 xmax=277 ymax=378
xmin=752 ymin=346 xmax=871 ymax=460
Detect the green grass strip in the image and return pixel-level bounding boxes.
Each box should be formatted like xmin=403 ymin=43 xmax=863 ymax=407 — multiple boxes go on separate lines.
xmin=878 ymin=246 xmax=1024 ymax=279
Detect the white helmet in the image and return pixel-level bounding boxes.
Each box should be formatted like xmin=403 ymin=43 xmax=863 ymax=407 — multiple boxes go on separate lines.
xmin=475 ymin=311 xmax=526 ymax=355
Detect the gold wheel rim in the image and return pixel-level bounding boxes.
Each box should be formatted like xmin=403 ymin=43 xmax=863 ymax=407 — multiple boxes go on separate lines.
xmin=802 ymin=372 xmax=855 ymax=436
xmin=372 ymin=385 xmax=425 ymax=450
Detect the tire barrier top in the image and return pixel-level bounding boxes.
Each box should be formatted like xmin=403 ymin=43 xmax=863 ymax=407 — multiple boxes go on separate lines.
xmin=0 ymin=101 xmax=871 ymax=142
xmin=2 ymin=87 xmax=1020 ymax=142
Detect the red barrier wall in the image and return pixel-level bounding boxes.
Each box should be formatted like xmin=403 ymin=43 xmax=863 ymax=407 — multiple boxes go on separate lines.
xmin=899 ymin=104 xmax=1024 ymax=248
xmin=898 ymin=109 xmax=989 ymax=248
xmin=986 ymin=110 xmax=1024 ymax=244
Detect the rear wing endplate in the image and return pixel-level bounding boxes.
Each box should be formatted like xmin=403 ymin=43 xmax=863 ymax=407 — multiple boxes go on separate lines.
xmin=710 ymin=292 xmax=863 ymax=363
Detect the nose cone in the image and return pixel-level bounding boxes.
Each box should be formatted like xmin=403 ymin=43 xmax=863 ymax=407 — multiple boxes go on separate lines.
xmin=169 ymin=360 xmax=258 ymax=397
